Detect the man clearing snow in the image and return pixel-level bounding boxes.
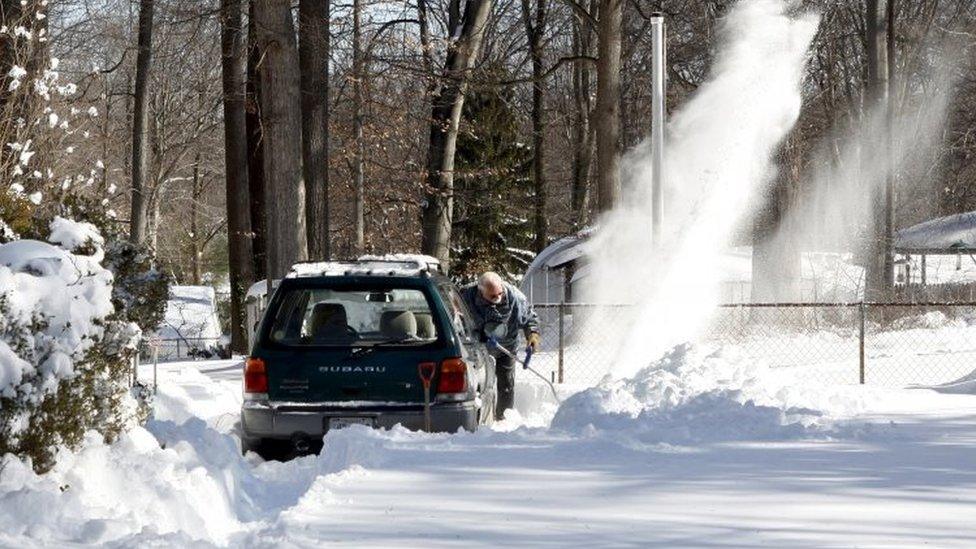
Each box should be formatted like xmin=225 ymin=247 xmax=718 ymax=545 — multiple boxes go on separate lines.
xmin=461 ymin=271 xmax=541 ymax=419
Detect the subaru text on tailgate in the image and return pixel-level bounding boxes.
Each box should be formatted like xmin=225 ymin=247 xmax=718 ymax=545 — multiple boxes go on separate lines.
xmin=241 ymin=256 xmax=496 ymax=455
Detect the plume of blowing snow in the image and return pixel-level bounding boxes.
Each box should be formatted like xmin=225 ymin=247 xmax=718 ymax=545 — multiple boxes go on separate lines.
xmin=787 ymin=52 xmax=956 ymax=260
xmin=581 ymin=0 xmax=819 ymax=378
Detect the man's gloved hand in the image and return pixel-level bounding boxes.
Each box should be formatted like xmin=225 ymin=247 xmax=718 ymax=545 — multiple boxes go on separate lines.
xmin=527 ymin=332 xmax=541 ymax=351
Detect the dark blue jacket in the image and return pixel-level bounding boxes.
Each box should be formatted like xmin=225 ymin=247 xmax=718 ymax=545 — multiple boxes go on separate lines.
xmin=460 ymin=281 xmax=540 ymax=352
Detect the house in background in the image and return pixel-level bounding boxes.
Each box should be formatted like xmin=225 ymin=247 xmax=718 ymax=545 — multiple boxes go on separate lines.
xmin=894 ymin=210 xmax=976 ymax=300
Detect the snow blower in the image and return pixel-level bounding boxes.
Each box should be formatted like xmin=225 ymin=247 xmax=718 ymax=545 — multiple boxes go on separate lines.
xmin=487 ymin=337 xmax=562 ymax=404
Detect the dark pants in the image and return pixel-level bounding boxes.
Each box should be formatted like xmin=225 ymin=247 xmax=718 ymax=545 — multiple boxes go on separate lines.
xmin=495 ymin=352 xmax=515 ymax=420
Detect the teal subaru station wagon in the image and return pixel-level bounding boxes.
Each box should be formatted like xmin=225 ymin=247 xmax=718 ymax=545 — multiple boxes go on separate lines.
xmin=241 ymin=256 xmax=496 ymax=455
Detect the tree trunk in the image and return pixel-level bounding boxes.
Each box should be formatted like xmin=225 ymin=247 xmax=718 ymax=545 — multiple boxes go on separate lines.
xmin=129 ymin=0 xmax=155 ymax=244
xmin=883 ymin=0 xmax=896 ymax=290
xmin=570 ymin=1 xmax=595 ymax=230
xmin=352 ymin=0 xmax=366 ymax=254
xmin=299 ymin=0 xmax=331 ymax=261
xmin=864 ymin=0 xmax=888 ymax=299
xmin=420 ymin=0 xmax=494 ymax=270
xmin=522 ymin=0 xmax=548 ymax=252
xmin=246 ymin=0 xmax=267 ymax=281
xmin=190 ymin=151 xmax=202 ymax=286
xmin=253 ymin=0 xmax=308 ymax=279
xmin=594 ymin=0 xmax=621 ymax=214
xmin=221 ymin=0 xmax=254 ymax=352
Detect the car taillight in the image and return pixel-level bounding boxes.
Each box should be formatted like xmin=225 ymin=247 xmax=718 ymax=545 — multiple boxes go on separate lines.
xmin=244 ymin=357 xmax=268 ymax=394
xmin=436 ymin=358 xmax=467 ymax=395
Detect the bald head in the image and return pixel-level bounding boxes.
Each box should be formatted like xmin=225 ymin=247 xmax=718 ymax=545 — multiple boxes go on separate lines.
xmin=477 ymin=272 xmax=505 ymax=304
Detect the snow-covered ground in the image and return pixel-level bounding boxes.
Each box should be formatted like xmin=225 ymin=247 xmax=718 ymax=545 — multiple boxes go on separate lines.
xmin=155 ymin=285 xmax=224 ymax=360
xmin=3 ymin=341 xmax=976 ymax=547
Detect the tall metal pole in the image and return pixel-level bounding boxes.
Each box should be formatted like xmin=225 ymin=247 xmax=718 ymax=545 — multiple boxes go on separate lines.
xmin=650 ymin=13 xmax=666 ymax=249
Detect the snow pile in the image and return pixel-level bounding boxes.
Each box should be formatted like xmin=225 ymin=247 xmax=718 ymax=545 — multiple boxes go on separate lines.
xmin=552 ymin=344 xmax=877 ymax=444
xmin=0 ymin=363 xmax=250 ymax=545
xmin=0 ymin=217 xmax=114 ymax=402
xmin=0 ymin=426 xmax=244 ymax=545
xmin=890 ymin=310 xmax=964 ymax=331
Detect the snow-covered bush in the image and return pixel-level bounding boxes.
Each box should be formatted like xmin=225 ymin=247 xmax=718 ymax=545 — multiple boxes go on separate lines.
xmin=0 ymin=218 xmax=147 ymax=472
xmin=103 ymin=239 xmax=169 ymax=334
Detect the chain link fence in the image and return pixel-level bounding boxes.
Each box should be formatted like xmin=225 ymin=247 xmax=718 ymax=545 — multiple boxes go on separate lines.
xmin=532 ymin=302 xmax=976 ymax=388
xmin=138 ymin=337 xmax=228 ymax=363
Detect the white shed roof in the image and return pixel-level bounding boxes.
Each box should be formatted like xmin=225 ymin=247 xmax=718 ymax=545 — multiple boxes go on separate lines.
xmin=895 ymin=211 xmax=976 ymax=252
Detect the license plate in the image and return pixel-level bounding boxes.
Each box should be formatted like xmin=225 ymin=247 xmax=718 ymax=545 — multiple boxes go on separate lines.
xmin=328 ymin=417 xmax=375 ymax=430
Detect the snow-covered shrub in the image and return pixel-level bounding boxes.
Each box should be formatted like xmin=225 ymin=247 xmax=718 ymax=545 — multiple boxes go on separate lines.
xmin=103 ymin=239 xmax=169 ymax=334
xmin=0 ymin=218 xmax=146 ymax=472
xmin=54 ymin=192 xmax=170 ymax=335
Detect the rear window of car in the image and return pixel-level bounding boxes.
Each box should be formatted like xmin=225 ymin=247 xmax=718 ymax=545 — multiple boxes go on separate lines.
xmin=264 ymin=285 xmax=441 ymax=347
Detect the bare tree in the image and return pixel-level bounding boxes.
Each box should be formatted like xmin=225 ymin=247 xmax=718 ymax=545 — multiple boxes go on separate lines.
xmin=129 ymin=0 xmax=155 ymax=244
xmin=420 ymin=0 xmax=495 ymax=269
xmin=300 ymin=0 xmax=331 ymax=260
xmin=253 ymin=0 xmax=308 ymax=278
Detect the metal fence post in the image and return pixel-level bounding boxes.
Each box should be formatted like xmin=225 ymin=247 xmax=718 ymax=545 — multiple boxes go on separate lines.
xmin=153 ymin=344 xmax=159 ymax=394
xmin=558 ymin=302 xmax=565 ymax=384
xmin=859 ymin=301 xmax=866 ymax=385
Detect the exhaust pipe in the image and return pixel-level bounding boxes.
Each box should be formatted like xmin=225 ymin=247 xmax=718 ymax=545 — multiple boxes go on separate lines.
xmin=292 ymin=436 xmax=311 ymax=454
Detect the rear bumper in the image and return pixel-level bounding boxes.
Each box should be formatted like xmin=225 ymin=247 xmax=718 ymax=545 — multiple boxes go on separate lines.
xmin=241 ymin=399 xmax=480 ymax=440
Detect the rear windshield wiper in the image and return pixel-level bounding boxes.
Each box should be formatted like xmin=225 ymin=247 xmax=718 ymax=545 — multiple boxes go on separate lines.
xmin=350 ymin=336 xmax=425 ymax=357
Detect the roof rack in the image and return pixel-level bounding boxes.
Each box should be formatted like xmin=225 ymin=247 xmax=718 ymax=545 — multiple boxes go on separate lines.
xmin=286 ymin=254 xmax=442 ymax=279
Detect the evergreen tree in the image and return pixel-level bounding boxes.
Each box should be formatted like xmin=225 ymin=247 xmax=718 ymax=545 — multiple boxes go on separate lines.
xmin=451 ymin=73 xmax=535 ymax=283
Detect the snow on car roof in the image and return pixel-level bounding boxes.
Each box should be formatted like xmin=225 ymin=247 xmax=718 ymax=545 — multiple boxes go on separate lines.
xmin=287 ymin=255 xmax=441 ymax=279
xmin=358 ymin=253 xmax=441 ymax=268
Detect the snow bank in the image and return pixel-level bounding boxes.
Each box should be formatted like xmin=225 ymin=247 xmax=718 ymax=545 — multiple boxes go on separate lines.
xmin=4 ymin=352 xmax=975 ymax=546
xmin=552 ymin=344 xmax=883 ymax=444
xmin=0 ymin=362 xmax=250 ymax=545
xmin=0 ymin=426 xmax=244 ymax=545
xmin=915 ymin=360 xmax=976 ymax=394
xmin=890 ymin=310 xmax=965 ymax=331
